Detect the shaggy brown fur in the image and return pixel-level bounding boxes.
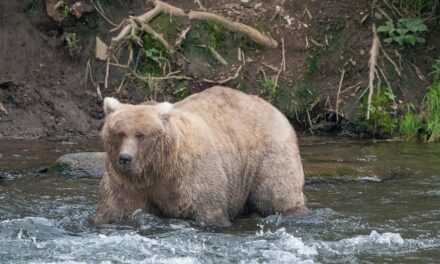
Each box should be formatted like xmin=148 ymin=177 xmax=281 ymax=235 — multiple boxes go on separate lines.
xmin=94 ymin=86 xmax=307 ymax=226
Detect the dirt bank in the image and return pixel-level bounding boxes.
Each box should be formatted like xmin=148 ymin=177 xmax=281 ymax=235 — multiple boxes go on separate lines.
xmin=0 ymin=0 xmax=438 ymax=139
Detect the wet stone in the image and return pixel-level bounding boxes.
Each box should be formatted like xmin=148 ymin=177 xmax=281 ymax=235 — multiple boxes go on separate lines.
xmin=54 ymin=152 xmax=106 ymax=179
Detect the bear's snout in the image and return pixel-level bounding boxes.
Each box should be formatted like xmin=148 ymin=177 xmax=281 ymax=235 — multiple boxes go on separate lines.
xmin=119 ymin=153 xmax=132 ymax=166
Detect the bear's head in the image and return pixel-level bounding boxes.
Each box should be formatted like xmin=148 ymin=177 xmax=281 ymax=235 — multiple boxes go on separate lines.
xmin=102 ymin=97 xmax=176 ymax=182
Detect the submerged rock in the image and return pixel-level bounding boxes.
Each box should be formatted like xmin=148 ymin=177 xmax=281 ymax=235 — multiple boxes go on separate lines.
xmin=54 ymin=152 xmax=105 ymax=179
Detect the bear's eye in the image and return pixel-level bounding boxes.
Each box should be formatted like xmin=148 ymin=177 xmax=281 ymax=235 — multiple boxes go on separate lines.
xmin=135 ymin=132 xmax=145 ymax=139
xmin=117 ymin=132 xmax=126 ymax=138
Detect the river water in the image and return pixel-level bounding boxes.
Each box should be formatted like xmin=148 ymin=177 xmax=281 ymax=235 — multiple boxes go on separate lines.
xmin=0 ymin=138 xmax=439 ymax=263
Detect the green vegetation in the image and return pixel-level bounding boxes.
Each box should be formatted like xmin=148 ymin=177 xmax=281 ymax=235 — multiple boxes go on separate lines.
xmin=424 ymin=79 xmax=440 ymax=141
xmin=50 ymin=162 xmax=69 ymax=174
xmin=258 ymin=76 xmax=277 ymax=101
xmin=183 ymin=20 xmax=232 ymax=68
xmin=137 ymin=32 xmax=173 ymax=77
xmin=149 ymin=14 xmax=184 ymax=42
xmin=61 ymin=4 xmax=70 ymax=22
xmin=400 ymin=104 xmax=422 ymax=139
xmin=378 ymin=18 xmax=428 ymax=46
xmin=393 ymin=58 xmax=440 ymax=141
xmin=336 ymin=167 xmax=359 ymax=177
xmin=399 ymin=0 xmax=440 ymax=16
xmin=271 ymin=52 xmax=322 ymax=129
xmin=64 ymin=33 xmax=81 ymax=56
xmin=173 ymin=85 xmax=189 ymax=100
xmin=353 ymin=91 xmax=398 ymax=137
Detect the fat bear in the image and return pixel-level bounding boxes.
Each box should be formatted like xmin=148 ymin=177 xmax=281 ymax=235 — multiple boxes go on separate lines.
xmin=94 ymin=86 xmax=307 ymax=226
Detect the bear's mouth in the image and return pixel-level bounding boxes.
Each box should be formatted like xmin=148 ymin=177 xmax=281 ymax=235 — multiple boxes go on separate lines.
xmin=118 ymin=163 xmax=132 ymax=173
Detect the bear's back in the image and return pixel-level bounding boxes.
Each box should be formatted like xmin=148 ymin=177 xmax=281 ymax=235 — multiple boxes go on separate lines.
xmin=174 ymin=86 xmax=296 ymax=146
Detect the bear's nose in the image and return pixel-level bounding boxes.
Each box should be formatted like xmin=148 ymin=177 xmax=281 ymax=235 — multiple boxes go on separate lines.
xmin=119 ymin=153 xmax=132 ymax=165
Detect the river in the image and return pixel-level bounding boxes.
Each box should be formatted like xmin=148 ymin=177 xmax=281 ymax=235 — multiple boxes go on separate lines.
xmin=0 ymin=138 xmax=439 ymax=263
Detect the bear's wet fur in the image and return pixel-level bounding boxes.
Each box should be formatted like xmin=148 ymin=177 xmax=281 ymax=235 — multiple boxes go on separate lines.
xmin=94 ymin=86 xmax=307 ymax=226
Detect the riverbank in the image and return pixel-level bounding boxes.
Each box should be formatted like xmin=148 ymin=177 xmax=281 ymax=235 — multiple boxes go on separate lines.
xmin=0 ymin=0 xmax=439 ymax=139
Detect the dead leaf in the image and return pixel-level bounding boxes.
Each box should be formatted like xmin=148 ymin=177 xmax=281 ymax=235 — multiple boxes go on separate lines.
xmin=95 ymin=36 xmax=108 ymax=61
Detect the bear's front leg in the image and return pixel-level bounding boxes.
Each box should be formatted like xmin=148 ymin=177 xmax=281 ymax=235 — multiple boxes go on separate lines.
xmin=194 ymin=208 xmax=231 ymax=227
xmin=94 ymin=173 xmax=150 ymax=225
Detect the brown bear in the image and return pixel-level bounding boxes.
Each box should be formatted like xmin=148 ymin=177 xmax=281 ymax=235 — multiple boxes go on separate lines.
xmin=94 ymin=86 xmax=307 ymax=226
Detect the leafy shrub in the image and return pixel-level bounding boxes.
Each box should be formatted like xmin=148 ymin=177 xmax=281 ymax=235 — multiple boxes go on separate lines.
xmin=377 ymin=18 xmax=428 ymax=46
xmin=353 ymin=91 xmax=398 ymax=137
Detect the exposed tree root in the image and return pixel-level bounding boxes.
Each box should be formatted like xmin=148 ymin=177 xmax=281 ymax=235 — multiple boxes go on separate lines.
xmin=198 ymin=45 xmax=228 ymax=65
xmin=366 ymin=25 xmax=379 ymax=120
xmin=202 ymin=65 xmax=243 ymax=84
xmin=379 ymin=44 xmax=401 ymax=77
xmin=111 ymin=0 xmax=276 ymax=51
xmin=175 ymin=26 xmax=191 ymax=47
xmin=0 ymin=102 xmax=7 ymax=115
xmin=194 ymin=0 xmax=206 ymax=11
xmin=335 ymin=69 xmax=345 ymax=122
xmin=274 ymin=38 xmax=286 ymax=88
xmin=90 ymin=0 xmax=118 ymax=26
xmin=100 ymin=0 xmax=277 ymax=91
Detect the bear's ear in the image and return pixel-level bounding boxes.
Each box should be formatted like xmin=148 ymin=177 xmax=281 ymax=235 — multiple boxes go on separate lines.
xmin=103 ymin=97 xmax=122 ymax=115
xmin=157 ymin=102 xmax=173 ymax=121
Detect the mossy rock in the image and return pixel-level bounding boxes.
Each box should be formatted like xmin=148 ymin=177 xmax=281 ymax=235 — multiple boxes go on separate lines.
xmin=52 ymin=152 xmax=106 ymax=179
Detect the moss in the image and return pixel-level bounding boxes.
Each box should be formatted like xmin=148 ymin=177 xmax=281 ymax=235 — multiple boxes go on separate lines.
xmin=50 ymin=162 xmax=69 ymax=174
xmin=336 ymin=167 xmax=359 ymax=177
xmin=149 ymin=14 xmax=184 ymax=42
xmin=182 ymin=20 xmax=232 ymax=67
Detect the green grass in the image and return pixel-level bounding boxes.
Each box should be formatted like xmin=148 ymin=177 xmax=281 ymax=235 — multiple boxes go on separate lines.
xmin=425 ymin=80 xmax=440 ymax=141
xmin=400 ymin=104 xmax=423 ymax=139
xmin=396 ymin=58 xmax=440 ymax=141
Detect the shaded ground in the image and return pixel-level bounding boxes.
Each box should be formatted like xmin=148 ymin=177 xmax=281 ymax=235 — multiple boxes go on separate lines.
xmin=0 ymin=0 xmax=438 ymax=138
